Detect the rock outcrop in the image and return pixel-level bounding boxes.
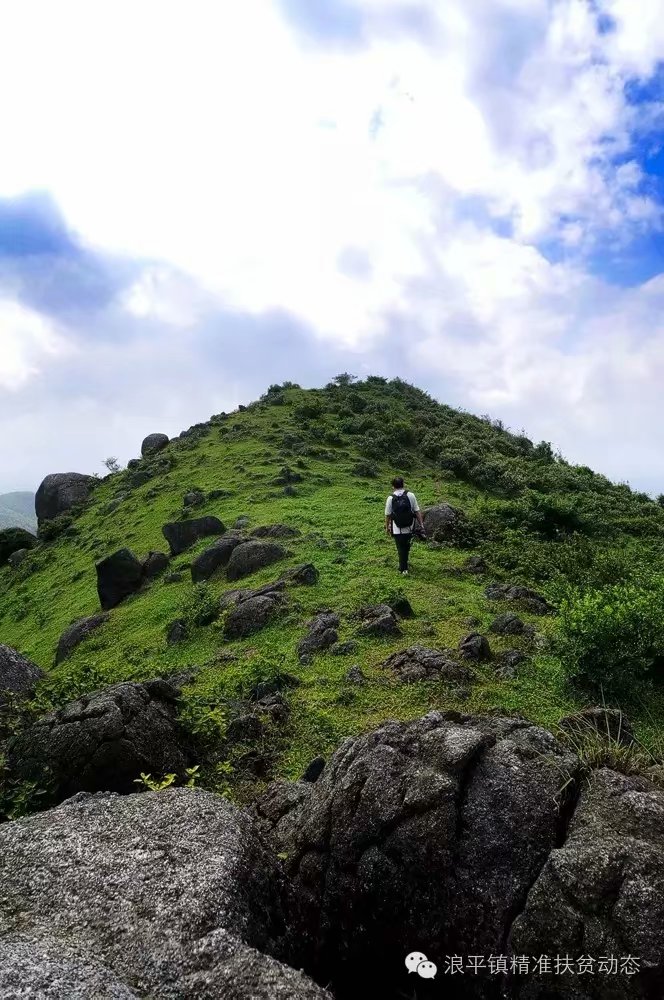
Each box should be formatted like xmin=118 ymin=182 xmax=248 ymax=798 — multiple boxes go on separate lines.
xmin=55 ymin=613 xmax=110 ymax=665
xmin=0 ymin=644 xmax=44 ymax=707
xmin=191 ymin=535 xmax=244 ymax=583
xmin=297 ymin=612 xmax=339 ymax=658
xmin=35 ymin=472 xmax=94 ymax=526
xmin=96 ymin=548 xmax=145 ymax=610
xmin=0 ymin=788 xmax=331 ymax=999
xmin=223 ymin=583 xmax=286 ymax=640
xmin=226 ymin=540 xmax=288 ymax=582
xmin=422 ymin=502 xmax=466 ymax=542
xmin=379 ymin=646 xmax=473 ymax=684
xmin=141 ymin=432 xmax=169 ymax=457
xmin=7 ymin=679 xmax=190 ymax=801
xmin=485 ymin=582 xmax=555 ymax=615
xmin=162 ymin=517 xmax=226 ymax=556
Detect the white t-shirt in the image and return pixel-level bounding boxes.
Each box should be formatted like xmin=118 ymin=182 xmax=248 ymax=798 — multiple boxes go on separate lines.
xmin=385 ymin=489 xmax=420 ymax=534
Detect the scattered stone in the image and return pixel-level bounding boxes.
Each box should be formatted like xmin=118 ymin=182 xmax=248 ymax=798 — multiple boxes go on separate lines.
xmin=495 ymin=650 xmax=527 ymax=680
xmin=0 ymin=788 xmax=331 ymax=1000
xmin=191 ymin=535 xmax=244 ymax=583
xmin=141 ymin=432 xmax=169 ymax=457
xmin=380 ymin=646 xmax=473 ymax=684
xmin=167 ymin=620 xmax=188 ymax=645
xmin=459 ymin=632 xmax=492 ymax=661
xmin=0 ymin=527 xmax=36 ymax=565
xmin=299 ymin=653 xmax=313 ymax=666
xmin=127 ymin=470 xmax=152 ymax=488
xmin=255 ymin=692 xmax=290 ymax=726
xmin=225 ymin=594 xmax=283 ymax=640
xmin=346 ymin=664 xmax=366 ymax=685
xmin=227 ymin=713 xmax=264 ymax=744
xmin=163 ymin=571 xmax=183 ymax=584
xmin=297 ymin=612 xmax=340 ymax=657
xmin=281 ymin=563 xmax=319 ymax=587
xmin=331 ymin=641 xmax=359 ymax=656
xmin=488 ymin=612 xmax=525 ymax=635
xmin=55 ymin=613 xmax=110 ymax=665
xmin=301 ymin=757 xmax=325 ymax=783
xmin=558 ymin=707 xmax=635 ymax=746
xmin=234 ymin=516 xmax=250 ymax=530
xmin=7 ymin=679 xmax=190 ymax=801
xmin=271 ymin=466 xmax=303 ymax=486
xmin=162 ymin=516 xmax=226 ymax=556
xmin=464 ymin=616 xmax=481 ymax=628
xmin=251 ymin=524 xmax=301 ymax=539
xmin=226 ymin=540 xmax=288 ymax=582
xmin=7 ymin=547 xmax=30 ymax=568
xmin=35 ymin=472 xmax=94 ymax=526
xmin=183 ymin=490 xmax=205 ymax=508
xmin=421 ymin=502 xmax=466 ymax=542
xmin=388 ymin=595 xmax=414 ymax=618
xmin=356 ymin=604 xmax=401 ymax=638
xmin=142 ymin=551 xmax=170 ymax=579
xmin=485 ymin=582 xmax=555 ymax=615
xmin=464 ymin=554 xmax=487 ymax=574
xmin=96 ymin=548 xmax=145 ymax=610
xmin=208 ymin=488 xmax=232 ymax=501
xmin=0 ymin=645 xmax=45 ymax=708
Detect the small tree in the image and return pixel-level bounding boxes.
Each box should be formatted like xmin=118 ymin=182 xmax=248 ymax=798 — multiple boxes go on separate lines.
xmin=103 ymin=457 xmax=121 ymax=473
xmin=332 ymin=373 xmax=357 ymax=386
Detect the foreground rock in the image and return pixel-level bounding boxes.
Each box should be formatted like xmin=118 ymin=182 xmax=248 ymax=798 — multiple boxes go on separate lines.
xmin=226 ymin=540 xmax=288 ymax=582
xmin=35 ymin=472 xmax=94 ymax=526
xmin=8 ymin=679 xmax=190 ymax=801
xmin=222 ymin=583 xmax=286 ymax=640
xmin=0 ymin=788 xmax=331 ymax=1000
xmin=0 ymin=644 xmax=44 ymax=707
xmin=191 ymin=534 xmax=244 ymax=582
xmin=163 ymin=516 xmax=226 ymax=556
xmin=379 ymin=646 xmax=473 ymax=684
xmin=255 ymin=712 xmax=580 ymax=998
xmin=55 ymin=613 xmax=110 ymax=665
xmin=297 ymin=612 xmax=339 ymax=658
xmin=141 ymin=432 xmax=169 ymax=457
xmin=510 ymin=768 xmax=664 ymax=999
xmin=355 ymin=604 xmax=401 ymax=638
xmin=282 ymin=563 xmax=320 ymax=587
xmin=96 ymin=548 xmax=145 ymax=610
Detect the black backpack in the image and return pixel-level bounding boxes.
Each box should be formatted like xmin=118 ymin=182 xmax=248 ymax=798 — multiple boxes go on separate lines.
xmin=391 ymin=492 xmax=414 ymax=529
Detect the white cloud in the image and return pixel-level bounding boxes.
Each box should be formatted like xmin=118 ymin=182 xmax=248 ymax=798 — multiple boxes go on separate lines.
xmin=0 ymin=299 xmax=69 ymax=389
xmin=0 ymin=0 xmax=663 ymax=492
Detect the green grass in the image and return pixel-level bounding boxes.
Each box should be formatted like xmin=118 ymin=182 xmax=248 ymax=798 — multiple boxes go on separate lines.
xmin=2 ymin=380 xmax=663 ymax=805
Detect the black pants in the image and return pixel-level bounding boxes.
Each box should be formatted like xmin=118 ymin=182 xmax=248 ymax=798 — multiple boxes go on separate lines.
xmin=393 ymin=533 xmax=412 ymax=572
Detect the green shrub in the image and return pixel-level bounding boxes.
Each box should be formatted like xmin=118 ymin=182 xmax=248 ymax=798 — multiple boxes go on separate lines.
xmin=37 ymin=513 xmax=74 ymax=542
xmin=180 ymin=584 xmax=218 ymax=628
xmin=554 ymin=578 xmax=664 ymax=691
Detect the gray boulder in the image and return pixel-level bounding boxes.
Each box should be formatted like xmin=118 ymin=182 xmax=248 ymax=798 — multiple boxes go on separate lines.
xmin=226 ymin=540 xmax=288 ymax=582
xmin=255 ymin=711 xmax=580 ymax=998
xmin=488 ymin=612 xmax=525 ymax=635
xmin=422 ymin=502 xmax=466 ymax=542
xmin=251 ymin=524 xmax=301 ymax=539
xmin=141 ymin=432 xmax=169 ymax=457
xmin=183 ymin=490 xmax=205 ymax=508
xmin=162 ymin=516 xmax=225 ymax=556
xmin=464 ymin=554 xmax=487 ymax=574
xmin=0 ymin=938 xmax=138 ymax=999
xmin=142 ymin=551 xmax=170 ymax=579
xmin=7 ymin=679 xmax=190 ymax=801
xmin=355 ymin=604 xmax=401 ymax=638
xmin=0 ymin=644 xmax=44 ymax=708
xmin=55 ymin=613 xmax=110 ymax=665
xmin=96 ymin=548 xmax=144 ymax=610
xmin=282 ymin=563 xmax=320 ymax=587
xmin=297 ymin=612 xmax=340 ymax=658
xmin=7 ymin=547 xmax=30 ymax=568
xmin=35 ymin=472 xmax=94 ymax=526
xmin=510 ymin=768 xmax=664 ymax=999
xmin=485 ymin=582 xmax=555 ymax=615
xmin=0 ymin=788 xmax=331 ymax=999
xmin=459 ymin=632 xmax=492 ymax=661
xmin=225 ymin=593 xmax=284 ymax=641
xmin=191 ymin=534 xmax=244 ymax=583
xmin=379 ymin=646 xmax=473 ymax=684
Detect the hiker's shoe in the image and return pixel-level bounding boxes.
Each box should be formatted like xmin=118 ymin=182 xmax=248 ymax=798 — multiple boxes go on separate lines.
xmin=401 ymin=570 xmax=409 ymax=576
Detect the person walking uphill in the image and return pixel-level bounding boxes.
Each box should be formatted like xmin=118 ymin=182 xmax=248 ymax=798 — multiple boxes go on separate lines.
xmin=385 ymin=477 xmax=425 ymax=575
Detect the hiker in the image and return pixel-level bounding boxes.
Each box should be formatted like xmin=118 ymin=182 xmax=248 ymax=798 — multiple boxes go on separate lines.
xmin=384 ymin=477 xmax=425 ymax=576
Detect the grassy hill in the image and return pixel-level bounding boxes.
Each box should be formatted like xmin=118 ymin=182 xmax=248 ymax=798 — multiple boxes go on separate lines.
xmin=0 ymin=492 xmax=36 ymax=533
xmin=3 ymin=376 xmax=664 ymax=811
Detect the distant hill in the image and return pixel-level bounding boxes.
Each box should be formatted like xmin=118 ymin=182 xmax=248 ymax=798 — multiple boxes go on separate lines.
xmin=0 ymin=492 xmax=36 ymax=533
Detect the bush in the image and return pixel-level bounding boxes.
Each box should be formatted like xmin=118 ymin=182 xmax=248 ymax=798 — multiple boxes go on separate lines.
xmin=554 ymin=578 xmax=664 ymax=691
xmin=37 ymin=513 xmax=74 ymax=542
xmin=180 ymin=584 xmax=219 ymax=628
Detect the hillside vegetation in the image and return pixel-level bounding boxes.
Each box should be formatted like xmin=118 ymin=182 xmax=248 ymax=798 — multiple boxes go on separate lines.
xmin=2 ymin=376 xmax=664 ymax=812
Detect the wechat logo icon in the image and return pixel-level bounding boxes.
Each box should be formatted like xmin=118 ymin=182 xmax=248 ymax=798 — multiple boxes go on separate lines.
xmin=405 ymin=952 xmax=437 ymax=979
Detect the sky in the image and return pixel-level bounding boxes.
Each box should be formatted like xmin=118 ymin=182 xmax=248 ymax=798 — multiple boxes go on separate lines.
xmin=0 ymin=0 xmax=663 ymax=496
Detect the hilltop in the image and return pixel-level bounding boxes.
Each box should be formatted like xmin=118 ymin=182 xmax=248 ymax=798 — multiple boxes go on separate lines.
xmin=0 ymin=491 xmax=36 ymax=533
xmin=2 ymin=375 xmax=664 ymax=814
